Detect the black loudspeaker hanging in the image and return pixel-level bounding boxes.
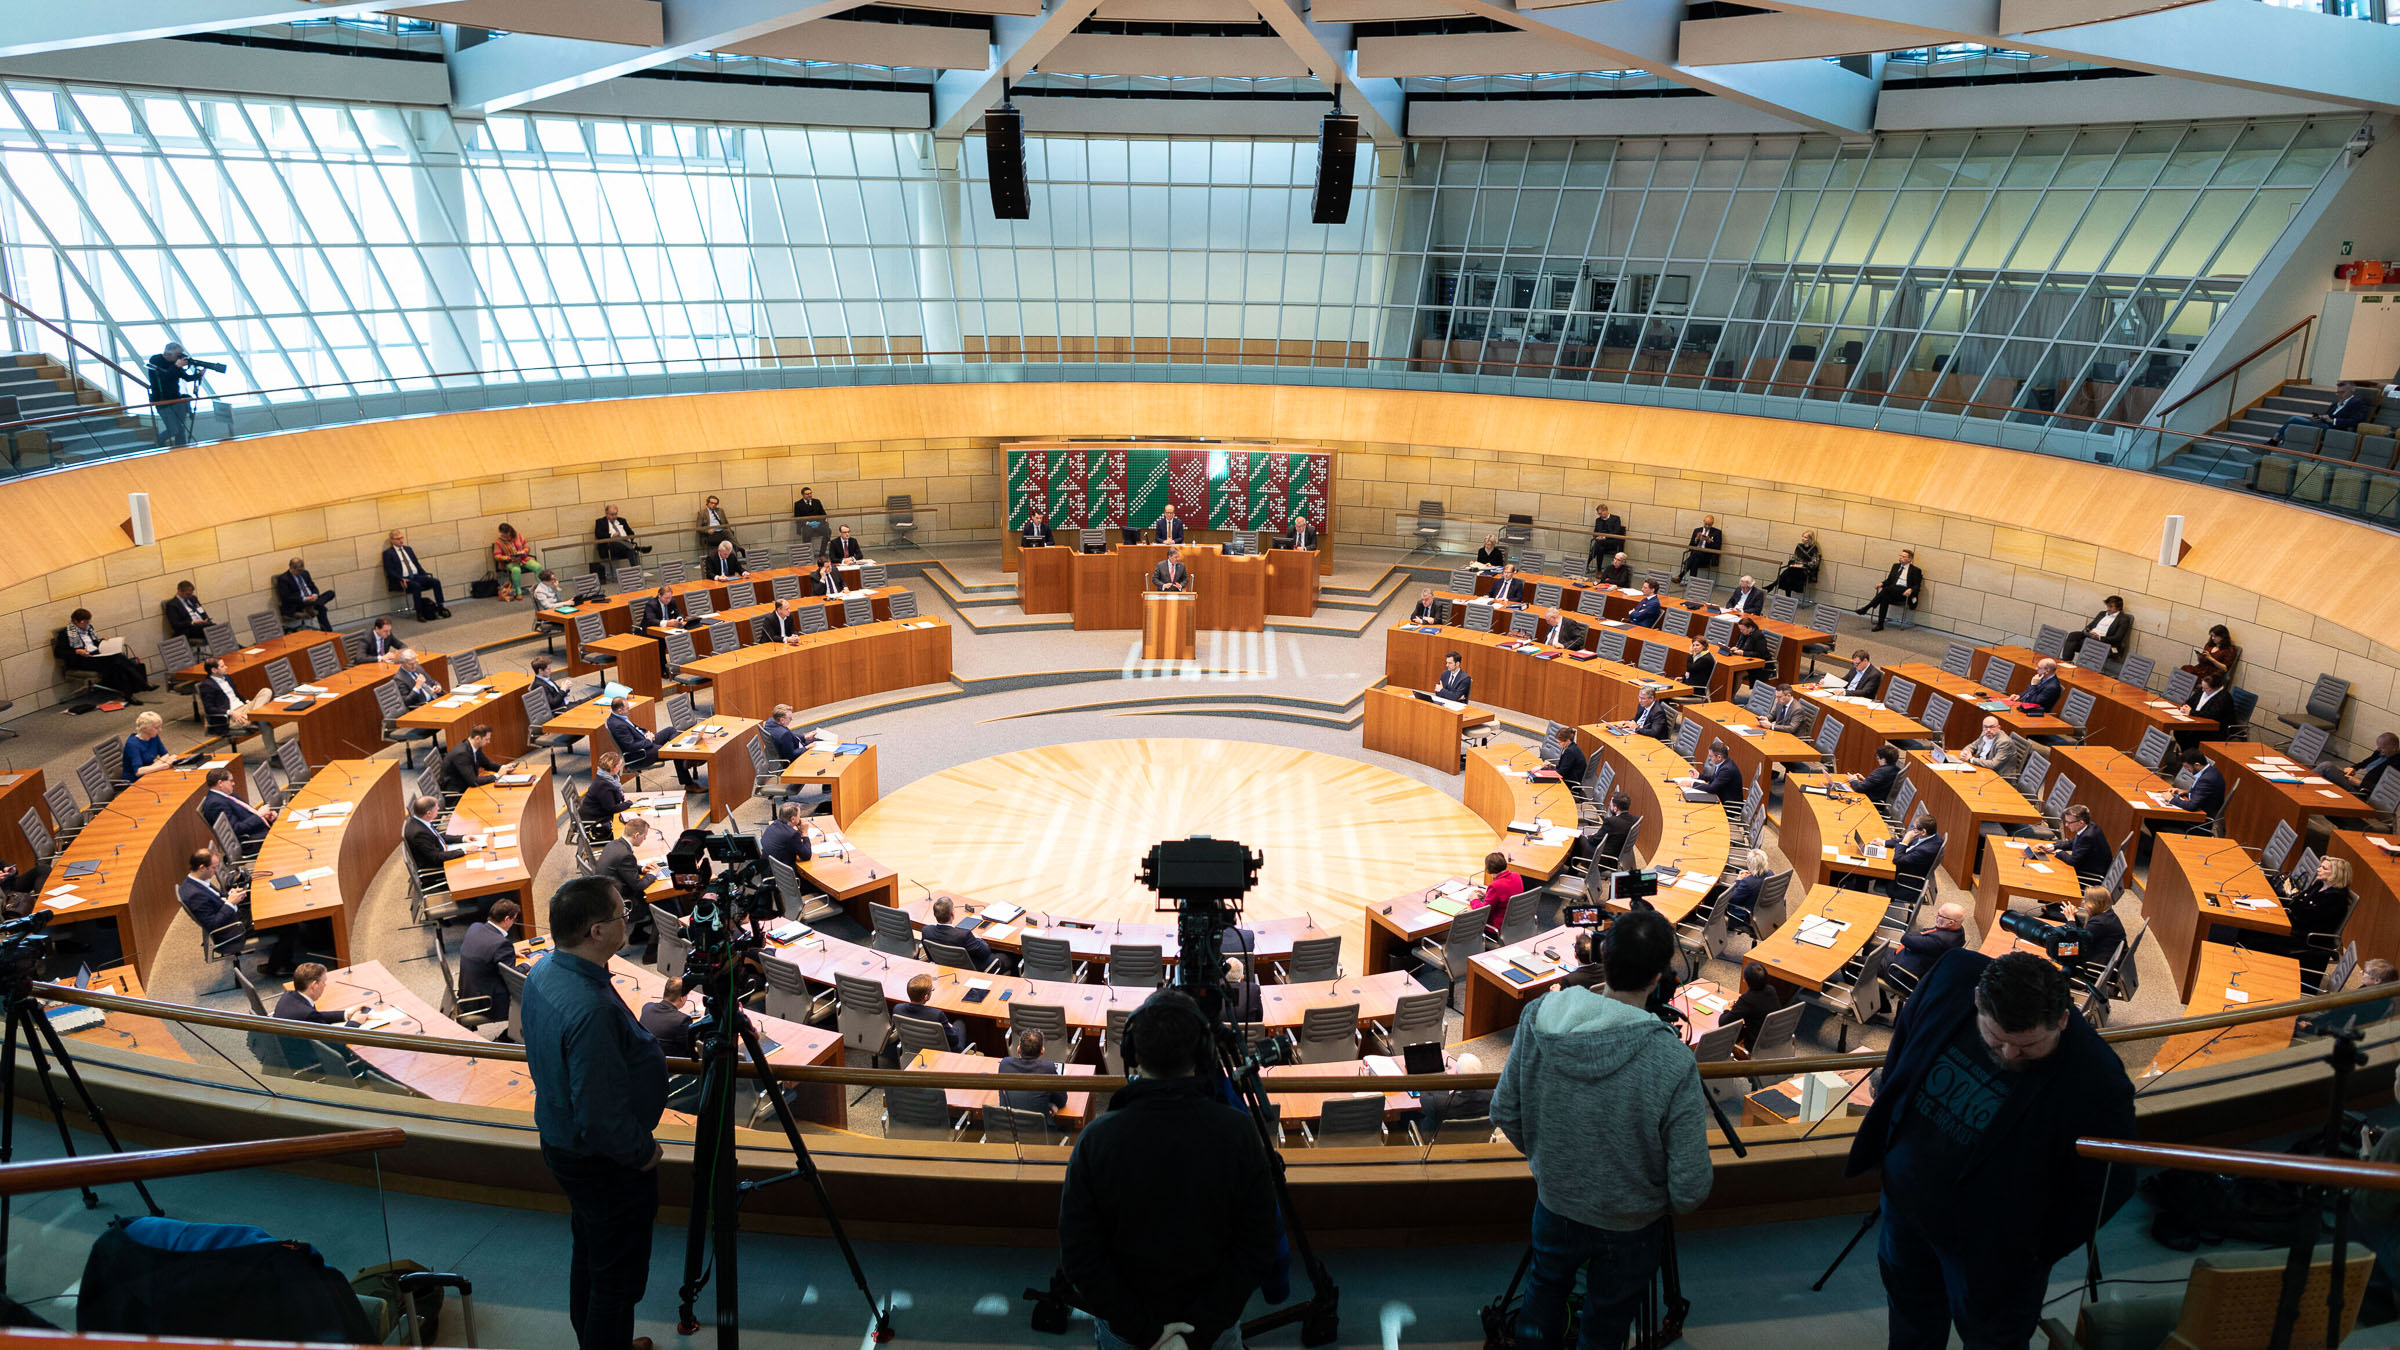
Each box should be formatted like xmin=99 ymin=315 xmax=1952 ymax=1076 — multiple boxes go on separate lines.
xmin=985 ymin=105 xmax=1030 ymax=220
xmin=1310 ymin=112 xmax=1359 ymax=225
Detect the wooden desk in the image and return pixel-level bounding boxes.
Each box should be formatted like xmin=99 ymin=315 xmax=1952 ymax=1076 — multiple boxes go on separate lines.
xmin=1971 ymin=643 xmax=2214 ymax=754
xmin=2327 ymin=832 xmax=2400 ymax=973
xmin=541 ymin=693 xmax=658 ymax=766
xmin=603 ymin=955 xmax=845 ymax=1128
xmin=1068 ymin=546 xmax=1266 ymax=633
xmin=1794 ymin=688 xmax=1929 ymax=777
xmin=539 ymin=565 xmax=851 ymax=676
xmin=913 ymin=1048 xmax=1096 ymax=1126
xmin=1903 ymin=751 xmax=2042 ymax=888
xmin=1465 ymin=745 xmax=1574 ymax=882
xmin=1781 ymin=774 xmax=1896 ymax=894
xmin=897 ymin=898 xmax=1314 ymax=970
xmin=172 ymin=631 xmax=348 ymax=702
xmin=659 ymin=718 xmax=760 ymax=824
xmin=1974 ymin=837 xmax=2085 ymax=934
xmin=44 ymin=755 xmax=242 ymax=982
xmin=1574 ymin=725 xmax=1733 ymax=924
xmin=1462 ymin=924 xmax=1583 ymax=1039
xmin=2146 ymin=834 xmax=2291 ymax=1002
xmin=1363 ymin=878 xmax=1475 ymax=977
xmin=2045 ymin=746 xmax=2204 ymax=857
xmin=1464 ymin=570 xmax=1832 ymax=681
xmin=1676 ymin=702 xmax=1819 ymax=789
xmin=1262 ymin=1059 xmax=1419 ymax=1125
xmin=1386 ymin=623 xmax=1690 ymax=730
xmin=1744 ymin=1067 xmax=1874 ymax=1128
xmin=1142 ymin=592 xmax=1196 ymax=660
xmin=1361 ymin=686 xmax=1490 ymax=776
xmin=58 ymin=965 xmax=193 ymax=1063
xmin=2144 ymin=944 xmax=2303 ymax=1080
xmin=1748 ymin=884 xmax=1884 ymax=993
xmin=0 ymin=770 xmax=53 ymax=876
xmin=779 ymin=743 xmax=879 ymax=829
xmin=2202 ymin=742 xmax=2375 ymax=856
xmin=793 ymin=822 xmax=901 ymax=927
xmin=319 ymin=960 xmax=534 ymax=1108
xmin=249 ymin=664 xmax=396 ymax=767
xmin=249 ymin=759 xmax=402 ymax=969
xmin=1192 ymin=553 xmax=1266 ymax=634
xmin=683 ymin=618 xmax=952 ymax=723
xmin=1265 ymin=549 xmax=1319 ymax=617
xmin=1882 ymin=663 xmax=2072 ymax=743
xmin=1016 ymin=545 xmax=1073 ymax=615
xmin=1426 ymin=593 xmax=1759 ymax=703
xmin=396 ymin=671 xmax=534 ymax=760
xmin=442 ymin=766 xmax=557 ymax=926
xmin=586 ymin=634 xmax=661 ymax=697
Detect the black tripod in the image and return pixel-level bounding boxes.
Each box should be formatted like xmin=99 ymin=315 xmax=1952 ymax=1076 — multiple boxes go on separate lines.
xmin=671 ymin=912 xmax=890 ymax=1349
xmin=2267 ymin=1027 xmax=2367 ymax=1350
xmin=0 ymin=936 xmax=163 ymax=1292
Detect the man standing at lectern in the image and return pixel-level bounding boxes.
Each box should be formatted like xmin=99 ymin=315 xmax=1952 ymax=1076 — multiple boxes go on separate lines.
xmin=1152 ymin=547 xmax=1191 ymax=593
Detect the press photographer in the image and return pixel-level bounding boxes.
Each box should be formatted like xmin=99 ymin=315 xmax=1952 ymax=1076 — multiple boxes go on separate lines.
xmin=146 ymin=342 xmax=224 ymax=448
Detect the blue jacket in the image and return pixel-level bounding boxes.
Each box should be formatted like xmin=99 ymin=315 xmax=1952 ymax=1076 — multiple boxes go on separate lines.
xmin=2056 ymin=826 xmax=2109 ymax=882
xmin=1633 ymin=701 xmax=1674 ymax=740
xmin=2173 ymin=761 xmax=2225 ymax=817
xmin=1702 ymin=757 xmax=1743 ymax=804
xmin=2018 ymin=673 xmax=2063 ymax=715
xmin=1626 ymin=596 xmax=1663 ymax=628
xmin=1436 ymin=669 xmax=1472 ymax=703
xmin=123 ymin=734 xmax=167 ymax=783
xmin=761 ymin=818 xmax=811 ymax=873
xmin=200 ymin=790 xmax=268 ymax=844
xmin=521 ymin=950 xmax=667 ymax=1167
xmin=177 ymin=876 xmax=242 ymax=935
xmin=606 ymin=712 xmax=658 ymax=762
xmin=1846 ymin=950 xmax=2136 ymax=1264
xmin=762 ymin=720 xmax=804 ymax=760
xmin=1891 ymin=832 xmax=1944 ymax=889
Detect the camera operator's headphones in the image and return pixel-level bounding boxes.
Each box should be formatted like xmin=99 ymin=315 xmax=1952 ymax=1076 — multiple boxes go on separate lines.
xmin=1120 ymin=989 xmax=1210 ymax=1077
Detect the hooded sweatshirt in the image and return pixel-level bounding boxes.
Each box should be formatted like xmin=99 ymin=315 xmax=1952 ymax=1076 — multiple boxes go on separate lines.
xmin=1492 ymin=984 xmax=1714 ymax=1231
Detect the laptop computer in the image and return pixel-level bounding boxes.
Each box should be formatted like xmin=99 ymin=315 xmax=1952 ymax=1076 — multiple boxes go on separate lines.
xmin=1402 ymin=1041 xmax=1446 ymax=1075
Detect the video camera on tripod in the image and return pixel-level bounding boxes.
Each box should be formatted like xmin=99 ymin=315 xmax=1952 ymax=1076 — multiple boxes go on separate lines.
xmin=0 ymin=911 xmax=56 ymax=989
xmin=666 ymin=828 xmax=779 ymax=953
xmin=1999 ymin=908 xmax=2088 ymax=967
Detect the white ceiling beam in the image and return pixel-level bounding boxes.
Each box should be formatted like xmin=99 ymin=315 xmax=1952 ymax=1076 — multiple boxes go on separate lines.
xmin=1246 ymin=0 xmax=1405 ymax=149
xmin=930 ymin=0 xmax=1106 ymax=141
xmin=0 ymin=0 xmax=412 ymax=58
xmin=1680 ymin=9 xmax=1939 ymax=65
xmin=445 ymin=0 xmax=868 ymax=114
xmin=2002 ymin=0 xmax=2204 ymax=33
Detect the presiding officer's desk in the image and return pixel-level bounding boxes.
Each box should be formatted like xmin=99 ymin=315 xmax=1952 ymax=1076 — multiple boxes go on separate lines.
xmin=1386 ymin=622 xmax=1691 ymax=729
xmin=2144 ymin=833 xmax=2292 ymax=1002
xmin=249 ymin=758 xmax=403 ymax=970
xmin=1780 ymin=773 xmax=1897 ymax=895
xmin=540 ymin=562 xmax=866 ymax=675
xmin=1971 ymin=644 xmax=2216 ymax=754
xmin=1572 ymin=724 xmax=1734 ymax=924
xmin=683 ymin=617 xmax=952 ymax=722
xmin=1068 ymin=544 xmax=1265 ymax=632
xmin=1464 ymin=744 xmax=1576 ymax=882
xmin=45 ymin=753 xmax=244 ymax=982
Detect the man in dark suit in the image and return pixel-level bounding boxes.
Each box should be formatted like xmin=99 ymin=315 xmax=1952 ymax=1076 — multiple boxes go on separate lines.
xmin=381 ymin=530 xmax=449 ymax=620
xmin=2169 ymin=756 xmax=2226 ymax=819
xmin=761 ymin=600 xmax=801 ymax=645
xmin=1725 ymin=576 xmax=1767 ymax=615
xmin=1887 ymin=901 xmax=1966 ymax=987
xmin=1591 ymin=793 xmax=1640 ymax=867
xmin=2015 ymin=657 xmax=2064 ymax=715
xmin=997 ymin=1027 xmax=1068 ymax=1118
xmin=1588 ymin=505 xmax=1625 ymax=573
xmin=404 ymin=794 xmax=465 ymax=883
xmin=1223 ymin=957 xmax=1265 ymax=1024
xmin=1887 ymin=819 xmax=1945 ymax=900
xmin=924 ymin=895 xmax=1006 ymax=973
xmin=165 ymin=581 xmax=212 ymax=642
xmin=1697 ymin=742 xmax=1743 ymax=805
xmin=1285 ymin=516 xmax=1318 ymax=551
xmin=440 ymin=725 xmax=502 ymax=797
xmin=200 ymin=766 xmax=274 ymax=844
xmin=1408 ymin=589 xmax=1442 ymax=623
xmin=1597 ymin=552 xmax=1633 ymax=588
xmin=2323 ymin=731 xmax=2400 ymax=799
xmin=178 ymin=849 xmax=252 ymax=964
xmin=704 ymin=540 xmax=747 ymax=580
xmin=1552 ymin=609 xmax=1589 ymax=652
xmin=1625 ymin=581 xmax=1663 ymax=628
xmin=459 ymin=898 xmax=519 ymax=1036
xmin=1435 ymin=651 xmax=1472 ymax=703
xmin=1683 ymin=636 xmax=1717 ymax=699
xmin=606 ymin=697 xmax=691 ymax=788
xmin=761 ymin=801 xmax=812 ymax=874
xmin=596 ymin=816 xmax=661 ymax=952
xmin=1674 ymin=514 xmax=1723 ymax=583
xmin=593 ymin=504 xmax=650 ymax=565
xmin=393 ymin=654 xmax=441 ymax=709
xmin=276 ymin=963 xmax=370 ymax=1027
xmin=365 ymin=617 xmax=403 ymax=661
xmin=893 ymin=973 xmax=964 ymax=1053
xmin=1553 ymin=735 xmax=1588 ymax=788
xmin=762 ymin=705 xmax=831 ymax=763
xmin=1851 ymin=743 xmax=1903 ymax=802
xmin=273 ymin=557 xmax=333 ymax=631
xmin=791 ymin=487 xmax=830 ymax=543
xmin=2034 ymin=805 xmax=2110 ymax=884
xmin=1151 ymin=547 xmax=1191 ymax=593
xmin=636 ymin=586 xmax=684 ymax=640
xmin=1021 ymin=514 xmax=1057 ymax=548
xmin=639 ymin=976 xmax=695 ymax=1059
xmin=196 ymin=657 xmax=244 ymax=737
xmin=1842 ymin=649 xmax=1883 ymax=698
xmin=827 ymin=524 xmax=865 ymax=563
xmin=1490 ymin=565 xmax=1528 ymax=605
xmin=529 ymin=656 xmax=585 ymax=713
xmin=1855 ymin=548 xmax=1923 ymax=632
xmin=2059 ymin=595 xmax=2131 ymax=665
xmin=2267 ymin=380 xmax=2370 ymax=446
xmin=1622 ymin=688 xmax=1674 ymax=740
xmin=1154 ymin=504 xmax=1187 ymax=544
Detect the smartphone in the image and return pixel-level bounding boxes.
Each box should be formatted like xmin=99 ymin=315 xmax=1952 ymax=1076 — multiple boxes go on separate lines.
xmin=1000 ymin=989 xmax=1013 ymax=1002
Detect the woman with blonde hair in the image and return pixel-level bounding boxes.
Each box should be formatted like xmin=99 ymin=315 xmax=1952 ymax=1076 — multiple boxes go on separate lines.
xmin=122 ymin=710 xmax=173 ymax=781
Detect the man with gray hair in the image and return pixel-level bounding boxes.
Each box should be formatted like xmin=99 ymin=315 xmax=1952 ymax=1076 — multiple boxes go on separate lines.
xmin=147 ymin=341 xmax=210 ymax=446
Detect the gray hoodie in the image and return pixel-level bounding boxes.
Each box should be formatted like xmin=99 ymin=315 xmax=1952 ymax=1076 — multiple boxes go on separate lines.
xmin=1492 ymin=984 xmax=1714 ymax=1231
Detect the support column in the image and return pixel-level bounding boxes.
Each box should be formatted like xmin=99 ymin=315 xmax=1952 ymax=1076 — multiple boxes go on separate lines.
xmin=915 ymin=137 xmax=966 ymax=364
xmin=406 ymin=108 xmax=481 ymax=381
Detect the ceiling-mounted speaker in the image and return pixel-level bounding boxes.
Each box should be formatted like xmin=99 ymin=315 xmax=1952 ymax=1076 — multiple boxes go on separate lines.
xmin=985 ymin=105 xmax=1029 ymax=221
xmin=1311 ymin=112 xmax=1359 ymax=225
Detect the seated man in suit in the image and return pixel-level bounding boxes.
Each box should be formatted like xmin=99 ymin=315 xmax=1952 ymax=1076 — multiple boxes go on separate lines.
xmin=1887 ymin=901 xmax=1966 ymax=989
xmin=459 ymin=898 xmax=520 ymax=1037
xmin=593 ymin=504 xmax=650 ymax=565
xmin=636 ymin=585 xmax=686 ymax=644
xmin=1592 ymin=792 xmax=1639 ymax=867
xmin=1550 ymin=608 xmax=1589 ymax=652
xmin=2033 ymin=805 xmax=2109 ymax=886
xmin=1624 ymin=580 xmax=1664 ymax=628
xmin=2267 ymin=379 xmax=2370 ymax=446
xmin=1285 ymin=515 xmax=1318 ymax=551
xmin=2168 ymin=754 xmax=2226 ymax=820
xmin=1886 ymin=817 xmax=1945 ymax=900
xmin=791 ymin=487 xmax=830 ymax=541
xmin=893 ymin=972 xmax=965 ymax=1053
xmin=439 ymin=724 xmax=503 ymax=797
xmin=1021 ymin=513 xmax=1057 ymax=548
xmin=392 ymin=652 xmax=442 ymax=709
xmin=924 ymin=895 xmax=1008 ymax=973
xmin=996 ymin=1027 xmax=1068 ymax=1120
xmin=826 ymin=524 xmax=865 ymax=563
xmin=1683 ymin=635 xmax=1717 ymax=699
xmin=1408 ymin=589 xmax=1442 ymax=623
xmin=2015 ymin=657 xmax=2064 ymax=715
xmin=164 ymin=580 xmax=213 ymax=642
xmin=2076 ymin=888 xmax=2127 ymax=979
xmin=1434 ymin=651 xmax=1472 ymax=704
xmin=528 ymin=570 xmax=566 ymax=611
xmin=1728 ymin=617 xmax=1776 ymax=694
xmin=2059 ymin=595 xmax=2131 ymax=666
xmin=195 ymin=657 xmax=246 ymax=737
xmin=366 ymin=616 xmax=404 ymax=662
xmin=178 ymin=848 xmax=271 ymax=972
xmin=1552 ymin=732 xmax=1588 ymax=788
xmin=529 ymin=655 xmax=588 ymax=713
xmin=698 ymin=495 xmax=736 ymax=553
xmin=200 ymin=766 xmax=275 ymax=844
xmin=639 ymin=976 xmax=696 ymax=1060
xmin=1597 ymin=552 xmax=1634 ymax=589
xmin=1725 ymin=576 xmax=1767 ymax=616
xmin=760 ymin=800 xmax=813 ymax=875
xmin=1153 ymin=503 xmax=1187 ymax=545
xmin=1673 ymin=514 xmax=1723 ymax=583
xmin=1614 ymin=687 xmax=1674 ymax=740
xmin=760 ymin=705 xmax=807 ymax=761
xmin=1763 ymin=685 xmax=1808 ymax=734
xmin=1150 ymin=546 xmax=1192 ymax=593
xmin=1695 ymin=741 xmax=1744 ymax=805
xmin=2322 ymin=731 xmax=2400 ymax=799
xmin=273 ymin=557 xmax=334 ymax=632
xmin=276 ymin=963 xmax=371 ymax=1028
xmin=1854 ymin=548 xmax=1923 ymax=632
xmin=1489 ymin=565 xmax=1528 ymax=605
xmin=704 ymin=539 xmax=747 ymax=580
xmin=607 ymin=696 xmax=694 ymax=789
xmin=1407 ymin=1051 xmax=1494 ymax=1135
xmin=381 ymin=530 xmax=449 ymax=620
xmin=810 ymin=556 xmax=844 ymax=597
xmin=1841 ymin=649 xmax=1882 ymax=698
xmin=761 ymin=599 xmax=802 ymax=645
xmin=580 ymin=752 xmax=630 ymax=838
xmin=597 ymin=815 xmax=663 ymax=954
xmin=1850 ymin=743 xmax=1903 ymax=803
xmin=1956 ymin=716 xmax=2016 ymax=775
xmin=1223 ymin=958 xmax=1265 ymax=1024
xmin=404 ymin=793 xmax=465 ymax=884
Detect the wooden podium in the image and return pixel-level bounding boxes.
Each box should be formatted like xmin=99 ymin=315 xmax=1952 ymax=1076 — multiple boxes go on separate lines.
xmin=1362 ymin=685 xmax=1493 ymax=775
xmin=1142 ymin=592 xmax=1196 ymax=660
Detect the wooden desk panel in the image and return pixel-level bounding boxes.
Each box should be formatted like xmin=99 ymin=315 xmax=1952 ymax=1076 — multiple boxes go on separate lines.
xmin=1677 ymin=701 xmax=1818 ymax=790
xmin=586 ymin=633 xmax=662 ymax=697
xmin=780 ymin=743 xmax=879 ymax=829
xmin=1191 ymin=552 xmax=1265 ymax=633
xmin=2203 ymin=742 xmax=2374 ymax=857
xmin=1362 ymin=686 xmax=1489 ymax=775
xmin=1069 ymin=550 xmax=1144 ymax=630
xmin=1386 ymin=624 xmax=1688 ymax=730
xmin=1971 ymin=643 xmax=2214 ymax=754
xmin=660 ymin=718 xmax=761 ymax=824
xmin=396 ymin=671 xmax=533 ymax=759
xmin=1903 ymin=751 xmax=2042 ymax=888
xmin=1465 ymin=745 xmax=1573 ymax=881
xmin=914 ymin=1048 xmax=1096 ymax=1126
xmin=1265 ymin=549 xmax=1319 ymax=617
xmin=0 ymin=770 xmax=53 ymax=876
xmin=61 ymin=966 xmax=193 ymax=1064
xmin=1428 ymin=593 xmax=1759 ymax=703
xmin=172 ymin=631 xmax=349 ymax=702
xmin=2146 ymin=834 xmax=2291 ymax=1003
xmin=1364 ymin=878 xmax=1475 ymax=977
xmin=2328 ymin=832 xmax=2400 ymax=974
xmin=442 ymin=766 xmax=557 ymax=924
xmin=1143 ymin=593 xmax=1197 ymax=660
xmin=2045 ymin=746 xmax=2204 ymax=859
xmin=1794 ymin=688 xmax=1929 ymax=778
xmin=1781 ymin=773 xmax=1896 ymax=894
xmin=2144 ymin=943 xmax=2303 ymax=1080
xmin=1882 ymin=662 xmax=2072 ymax=743
xmin=1463 ymin=924 xmax=1583 ymax=1039
xmin=1973 ymin=838 xmax=2085 ymax=934
xmin=317 ymin=960 xmax=536 ymax=1108
xmin=542 ymin=694 xmax=658 ymax=766
xmin=249 ymin=664 xmax=396 ymax=767
xmin=1748 ymin=883 xmax=1884 ymax=992
xmin=249 ymin=758 xmax=402 ymax=969
xmin=1573 ymin=726 xmax=1731 ymax=924
xmin=1017 ymin=545 xmax=1073 ymax=615
xmin=686 ymin=619 xmax=953 ymax=722
xmin=45 ymin=755 xmax=242 ymax=982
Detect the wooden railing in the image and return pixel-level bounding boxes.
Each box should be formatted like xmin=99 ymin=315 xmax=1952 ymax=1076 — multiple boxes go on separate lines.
xmin=0 ymin=1128 xmax=405 ymax=1197
xmin=2077 ymin=1137 xmax=2400 ymax=1190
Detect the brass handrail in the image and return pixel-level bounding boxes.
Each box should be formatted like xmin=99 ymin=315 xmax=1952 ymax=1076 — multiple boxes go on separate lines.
xmin=2076 ymin=1136 xmax=2400 ymax=1191
xmin=2150 ymin=315 xmax=2314 ymax=424
xmin=0 ymin=1128 xmax=405 ymax=1197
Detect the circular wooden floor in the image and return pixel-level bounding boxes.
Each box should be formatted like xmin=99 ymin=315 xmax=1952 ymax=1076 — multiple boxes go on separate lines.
xmin=844 ymin=738 xmax=1501 ymax=927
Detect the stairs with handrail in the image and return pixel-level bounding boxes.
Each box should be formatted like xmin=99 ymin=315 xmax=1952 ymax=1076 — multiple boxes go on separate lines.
xmin=0 ymin=352 xmax=151 ymax=468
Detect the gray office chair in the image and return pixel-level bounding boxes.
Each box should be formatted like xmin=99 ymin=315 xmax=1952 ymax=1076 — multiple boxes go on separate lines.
xmin=882 ymin=1084 xmax=965 ymax=1140
xmin=1308 ymin=1096 xmax=1387 ymax=1147
xmin=1106 ymin=944 xmax=1164 ymax=988
xmin=1007 ymin=1002 xmax=1083 ymax=1065
xmin=1294 ymin=1003 xmax=1360 ymax=1064
xmin=1020 ymin=934 xmax=1084 ymax=984
xmin=868 ymin=902 xmax=920 ymax=959
xmin=1283 ymin=935 xmax=1341 ymax=984
xmin=834 ymin=973 xmax=896 ymax=1065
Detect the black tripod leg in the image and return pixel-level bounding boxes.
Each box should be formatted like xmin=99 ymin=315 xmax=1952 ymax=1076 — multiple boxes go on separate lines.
xmin=0 ymin=998 xmax=22 ymax=1290
xmin=675 ymin=1052 xmax=738 ymax=1337
xmin=25 ymin=1000 xmax=160 ymax=1215
xmin=1813 ymin=1205 xmax=1881 ymax=1292
xmin=11 ymin=1006 xmax=97 ymax=1210
xmin=736 ymin=1018 xmax=890 ymax=1342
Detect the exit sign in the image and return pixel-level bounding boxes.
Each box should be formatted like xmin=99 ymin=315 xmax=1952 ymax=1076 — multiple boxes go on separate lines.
xmin=2342 ymin=240 xmax=2355 ymax=256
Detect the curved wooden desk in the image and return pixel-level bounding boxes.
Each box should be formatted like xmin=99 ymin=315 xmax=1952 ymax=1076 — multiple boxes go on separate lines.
xmin=1902 ymin=750 xmax=2041 ymax=887
xmin=1067 ymin=545 xmax=1265 ymax=633
xmin=1971 ymin=643 xmax=2215 ymax=754
xmin=45 ymin=754 xmax=243 ymax=981
xmin=1573 ymin=726 xmax=1732 ymax=923
xmin=1462 ymin=568 xmax=1832 ymax=684
xmin=0 ymin=769 xmax=54 ymax=876
xmin=249 ymin=759 xmax=403 ymax=970
xmin=1747 ymin=883 xmax=1883 ymax=993
xmin=895 ymin=897 xmax=1324 ymax=970
xmin=171 ymin=632 xmax=349 ymax=702
xmin=1793 ymin=687 xmax=1929 ymax=777
xmin=1462 ymin=923 xmax=1582 ymax=1039
xmin=539 ymin=563 xmax=865 ymax=675
xmin=396 ymin=672 xmax=534 ymax=760
xmin=1386 ymin=624 xmax=1690 ymax=729
xmin=2041 ymin=745 xmax=2204 ymax=859
xmin=250 ymin=663 xmax=403 ymax=767
xmin=1780 ymin=773 xmax=1896 ymax=895
xmin=1881 ymin=662 xmax=2071 ymax=745
xmin=442 ymin=766 xmax=557 ymax=931
xmin=1463 ymin=745 xmax=1573 ymax=881
xmin=684 ymin=617 xmax=952 ymax=722
xmin=1674 ymin=701 xmax=1818 ymax=790
xmin=2146 ymin=835 xmax=2291 ymax=1003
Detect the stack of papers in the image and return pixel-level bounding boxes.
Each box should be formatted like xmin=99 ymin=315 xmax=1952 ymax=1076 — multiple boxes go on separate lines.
xmin=1674 ymin=872 xmax=1713 ymax=893
xmin=985 ymin=902 xmax=1026 ymax=923
xmin=354 ymin=1008 xmax=402 ymax=1032
xmin=1363 ymin=1055 xmax=1403 ymax=1077
xmin=982 ymin=923 xmax=1019 ymax=943
xmin=1793 ymin=914 xmax=1851 ymax=948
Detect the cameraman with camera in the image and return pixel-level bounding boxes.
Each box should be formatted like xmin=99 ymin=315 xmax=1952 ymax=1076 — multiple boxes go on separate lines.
xmin=146 ymin=342 xmax=221 ymax=448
